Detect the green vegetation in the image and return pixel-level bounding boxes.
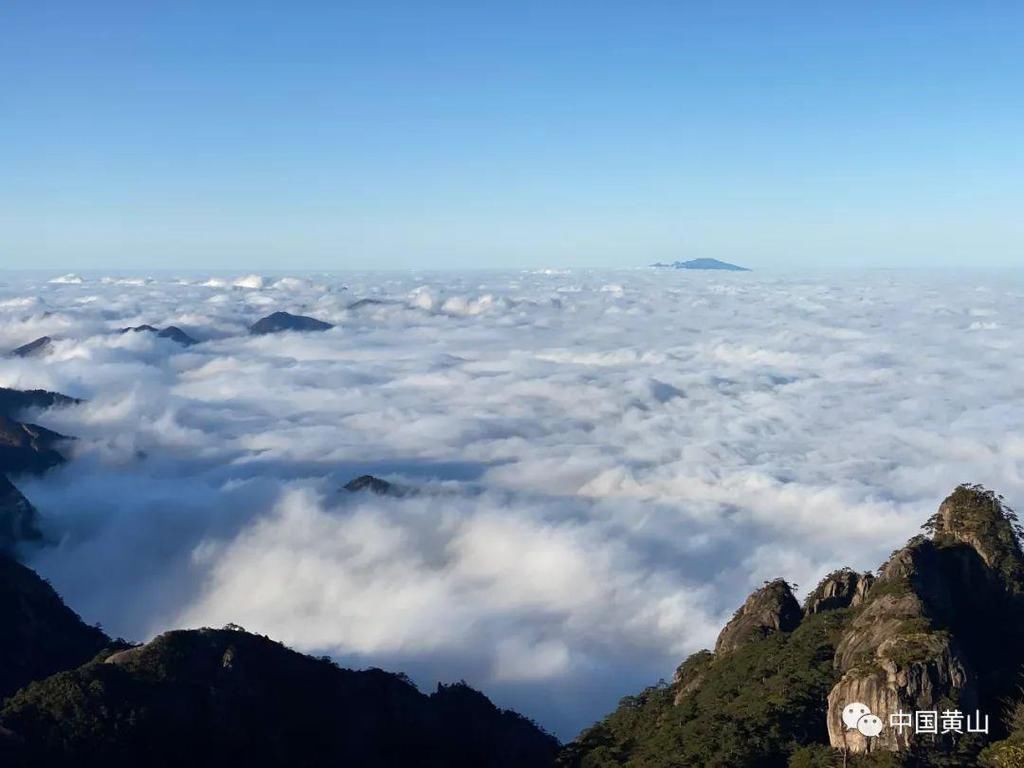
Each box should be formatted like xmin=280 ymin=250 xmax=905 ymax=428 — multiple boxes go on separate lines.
xmin=560 ymin=610 xmax=851 ymax=768
xmin=925 ymin=484 xmax=1024 ymax=588
xmin=0 ymin=628 xmax=559 ymax=768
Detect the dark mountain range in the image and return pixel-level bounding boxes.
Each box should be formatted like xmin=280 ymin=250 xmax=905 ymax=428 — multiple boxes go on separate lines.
xmin=0 ymin=388 xmax=79 ymax=419
xmin=0 ymin=388 xmax=78 ymax=554
xmin=249 ymin=311 xmax=334 ymax=335
xmin=0 ymin=570 xmax=558 ymax=768
xmin=120 ymin=325 xmax=199 ymax=346
xmin=0 ymin=417 xmax=69 ymax=476
xmin=650 ymin=258 xmax=751 ymax=271
xmin=0 ymin=387 xmax=75 ymax=477
xmin=559 ymin=484 xmax=1024 ymax=767
xmin=8 ymin=337 xmax=53 ymax=358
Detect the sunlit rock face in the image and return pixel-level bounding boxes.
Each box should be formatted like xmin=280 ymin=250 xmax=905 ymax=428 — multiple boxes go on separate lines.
xmin=804 ymin=568 xmax=874 ymax=616
xmin=714 ymin=578 xmax=802 ymax=655
xmin=826 ymin=485 xmax=1024 ymax=754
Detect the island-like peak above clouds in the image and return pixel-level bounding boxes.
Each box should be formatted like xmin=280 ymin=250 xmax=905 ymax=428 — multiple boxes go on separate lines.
xmin=8 ymin=336 xmax=53 ymax=358
xmin=120 ymin=325 xmax=199 ymax=347
xmin=650 ymin=258 xmax=751 ymax=271
xmin=248 ymin=311 xmax=334 ymax=335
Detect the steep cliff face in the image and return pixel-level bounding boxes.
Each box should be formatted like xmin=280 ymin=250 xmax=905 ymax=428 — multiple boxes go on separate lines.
xmin=926 ymin=484 xmax=1024 ymax=590
xmin=670 ymin=649 xmax=714 ymax=705
xmin=825 ymin=485 xmax=1024 ymax=755
xmin=713 ymin=578 xmax=802 ymax=655
xmin=560 ymin=485 xmax=1024 ymax=767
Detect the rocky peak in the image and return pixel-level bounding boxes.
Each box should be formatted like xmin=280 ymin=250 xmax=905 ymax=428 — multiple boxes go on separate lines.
xmin=925 ymin=484 xmax=1024 ymax=588
xmin=714 ymin=578 xmax=802 ymax=655
xmin=804 ymin=568 xmax=875 ymax=615
xmin=825 ymin=487 xmax=1024 ymax=756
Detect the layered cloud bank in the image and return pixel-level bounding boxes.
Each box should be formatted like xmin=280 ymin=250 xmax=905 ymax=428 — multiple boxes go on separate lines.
xmin=1 ymin=268 xmax=1022 ymax=737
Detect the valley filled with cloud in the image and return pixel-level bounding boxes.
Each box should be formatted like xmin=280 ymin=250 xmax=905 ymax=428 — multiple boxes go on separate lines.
xmin=1 ymin=267 xmax=1022 ymax=738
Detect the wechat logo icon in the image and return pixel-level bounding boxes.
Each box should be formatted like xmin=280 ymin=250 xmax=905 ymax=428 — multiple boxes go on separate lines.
xmin=842 ymin=702 xmax=884 ymax=737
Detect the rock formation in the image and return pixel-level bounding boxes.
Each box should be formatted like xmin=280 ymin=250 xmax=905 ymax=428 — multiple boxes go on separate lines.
xmin=714 ymin=577 xmax=802 ymax=654
xmin=825 ymin=484 xmax=1024 ymax=756
xmin=804 ymin=568 xmax=874 ymax=615
xmin=562 ymin=484 xmax=1024 ymax=767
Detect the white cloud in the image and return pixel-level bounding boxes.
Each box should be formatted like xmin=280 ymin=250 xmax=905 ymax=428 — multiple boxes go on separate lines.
xmin=1 ymin=268 xmax=1023 ymax=737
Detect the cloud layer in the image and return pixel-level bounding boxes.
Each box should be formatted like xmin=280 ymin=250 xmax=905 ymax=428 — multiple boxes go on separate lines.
xmin=1 ymin=267 xmax=1023 ymax=737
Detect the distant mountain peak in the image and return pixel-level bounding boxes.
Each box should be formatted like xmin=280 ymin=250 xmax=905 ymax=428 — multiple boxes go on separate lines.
xmin=651 ymin=258 xmax=751 ymax=271
xmin=249 ymin=311 xmax=334 ymax=335
xmin=8 ymin=336 xmax=53 ymax=358
xmin=343 ymin=474 xmax=413 ymax=497
xmin=120 ymin=325 xmax=199 ymax=346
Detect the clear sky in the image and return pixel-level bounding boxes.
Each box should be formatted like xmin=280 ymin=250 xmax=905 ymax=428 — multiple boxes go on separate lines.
xmin=2 ymin=2 xmax=1022 ymax=270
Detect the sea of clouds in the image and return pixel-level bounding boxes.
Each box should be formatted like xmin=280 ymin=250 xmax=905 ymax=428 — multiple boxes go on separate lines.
xmin=1 ymin=267 xmax=1023 ymax=737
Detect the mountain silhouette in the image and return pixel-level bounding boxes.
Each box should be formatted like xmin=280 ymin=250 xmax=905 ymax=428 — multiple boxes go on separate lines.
xmin=249 ymin=311 xmax=334 ymax=335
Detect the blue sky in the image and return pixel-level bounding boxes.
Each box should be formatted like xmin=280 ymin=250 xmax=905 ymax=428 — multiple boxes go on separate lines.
xmin=2 ymin=2 xmax=1022 ymax=270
